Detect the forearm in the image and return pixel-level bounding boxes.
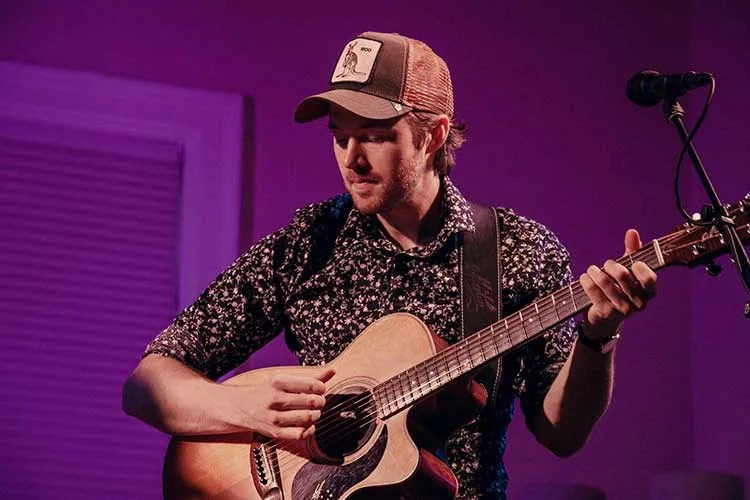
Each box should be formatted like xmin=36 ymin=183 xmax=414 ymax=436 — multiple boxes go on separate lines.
xmin=533 ymin=336 xmax=615 ymax=456
xmin=529 ymin=230 xmax=656 ymax=456
xmin=122 ymin=354 xmax=242 ymax=436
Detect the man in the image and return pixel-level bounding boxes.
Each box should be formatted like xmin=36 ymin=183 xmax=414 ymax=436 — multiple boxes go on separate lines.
xmin=123 ymin=32 xmax=656 ymax=498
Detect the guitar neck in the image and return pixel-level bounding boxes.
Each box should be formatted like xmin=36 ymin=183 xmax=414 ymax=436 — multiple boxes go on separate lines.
xmin=373 ymin=239 xmax=666 ymax=419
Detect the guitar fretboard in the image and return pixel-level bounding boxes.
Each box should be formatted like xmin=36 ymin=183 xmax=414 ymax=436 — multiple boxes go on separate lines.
xmin=372 ymin=239 xmax=665 ymax=419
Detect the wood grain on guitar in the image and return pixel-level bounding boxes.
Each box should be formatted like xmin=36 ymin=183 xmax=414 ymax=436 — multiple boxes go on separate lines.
xmin=163 ymin=197 xmax=749 ymax=499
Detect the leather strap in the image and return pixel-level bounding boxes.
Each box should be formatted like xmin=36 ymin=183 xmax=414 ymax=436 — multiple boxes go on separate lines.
xmin=461 ymin=202 xmax=503 ymax=407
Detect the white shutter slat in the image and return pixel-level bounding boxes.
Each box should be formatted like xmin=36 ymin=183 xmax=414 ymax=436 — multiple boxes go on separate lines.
xmin=0 ymin=120 xmax=180 ymax=498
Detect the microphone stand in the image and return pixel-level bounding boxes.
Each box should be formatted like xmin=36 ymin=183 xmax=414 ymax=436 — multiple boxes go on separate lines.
xmin=662 ymin=98 xmax=750 ymax=316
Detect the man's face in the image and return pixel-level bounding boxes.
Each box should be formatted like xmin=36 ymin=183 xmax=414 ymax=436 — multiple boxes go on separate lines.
xmin=328 ymin=105 xmax=431 ymax=215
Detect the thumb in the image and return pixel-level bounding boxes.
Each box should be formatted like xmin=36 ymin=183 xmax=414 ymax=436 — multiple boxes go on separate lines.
xmin=313 ymin=366 xmax=336 ymax=383
xmin=624 ymin=228 xmax=642 ymax=255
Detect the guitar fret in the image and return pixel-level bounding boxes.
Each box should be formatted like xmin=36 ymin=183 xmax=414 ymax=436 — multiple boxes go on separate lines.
xmin=398 ymin=374 xmax=407 ymax=407
xmin=405 ymin=371 xmax=415 ymax=403
xmin=380 ymin=391 xmax=395 ymax=413
xmin=551 ymin=292 xmax=561 ymax=321
xmin=374 ymin=390 xmax=385 ymax=418
xmin=475 ymin=332 xmax=486 ymax=364
xmin=383 ymin=380 xmax=396 ymax=410
xmin=518 ymin=310 xmax=528 ymax=338
xmin=534 ymin=301 xmax=545 ymax=330
xmin=447 ymin=352 xmax=458 ymax=377
xmin=409 ymin=373 xmax=420 ymax=400
xmin=569 ymin=284 xmax=578 ymax=310
xmin=421 ymin=365 xmax=430 ymax=394
xmin=415 ymin=376 xmax=423 ymax=399
xmin=383 ymin=390 xmax=394 ymax=417
xmin=505 ymin=318 xmax=514 ymax=347
xmin=385 ymin=384 xmax=396 ymax=415
xmin=402 ymin=381 xmax=411 ymax=406
xmin=443 ymin=356 xmax=453 ymax=381
xmin=426 ymin=364 xmax=437 ymax=391
xmin=389 ymin=381 xmax=398 ymax=412
xmin=372 ymin=199 xmax=750 ymax=419
xmin=460 ymin=342 xmax=473 ymax=369
xmin=383 ymin=380 xmax=396 ymax=411
xmin=489 ymin=324 xmax=499 ymax=357
xmin=442 ymin=355 xmax=452 ymax=383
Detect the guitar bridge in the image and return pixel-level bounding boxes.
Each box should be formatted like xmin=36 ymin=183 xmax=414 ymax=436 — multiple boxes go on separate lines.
xmin=250 ymin=441 xmax=282 ymax=499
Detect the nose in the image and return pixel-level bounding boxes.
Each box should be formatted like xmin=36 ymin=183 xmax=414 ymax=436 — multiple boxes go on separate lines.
xmin=342 ymin=138 xmax=366 ymax=170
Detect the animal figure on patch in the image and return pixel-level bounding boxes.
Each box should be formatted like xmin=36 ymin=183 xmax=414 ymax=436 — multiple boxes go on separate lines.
xmin=336 ymin=41 xmax=367 ymax=79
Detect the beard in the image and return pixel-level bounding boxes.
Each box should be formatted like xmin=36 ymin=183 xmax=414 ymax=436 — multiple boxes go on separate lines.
xmin=346 ymin=157 xmax=422 ymax=215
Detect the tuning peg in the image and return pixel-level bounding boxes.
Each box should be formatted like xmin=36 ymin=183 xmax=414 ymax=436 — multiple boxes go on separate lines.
xmin=699 ymin=204 xmax=716 ymax=221
xmin=744 ymin=301 xmax=750 ymax=319
xmin=705 ymin=261 xmax=722 ymax=276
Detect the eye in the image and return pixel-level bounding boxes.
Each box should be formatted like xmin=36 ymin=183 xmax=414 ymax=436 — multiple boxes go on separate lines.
xmin=333 ymin=135 xmax=348 ymax=148
xmin=363 ymin=135 xmax=387 ymax=144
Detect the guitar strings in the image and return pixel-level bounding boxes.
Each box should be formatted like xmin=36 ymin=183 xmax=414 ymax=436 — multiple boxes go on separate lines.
xmin=301 ymin=233 xmax=665 ymax=434
xmin=286 ymin=237 xmax=666 ymax=436
xmin=275 ymin=221 xmax=750 ymax=474
xmin=301 ymin=223 xmax=707 ymax=435
xmin=271 ymin=286 xmax=586 ymax=472
xmin=266 ymin=224 xmax=742 ymax=473
xmin=272 ymin=232 xmax=692 ymax=470
xmin=267 ymin=239 xmax=673 ymax=471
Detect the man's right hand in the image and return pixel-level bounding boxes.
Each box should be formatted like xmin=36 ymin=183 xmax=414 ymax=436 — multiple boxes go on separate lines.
xmin=123 ymin=354 xmax=335 ymax=439
xmin=225 ymin=368 xmax=335 ymax=441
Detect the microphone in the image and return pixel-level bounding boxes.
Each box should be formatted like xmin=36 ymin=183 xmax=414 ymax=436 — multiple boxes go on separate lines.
xmin=626 ymin=70 xmax=713 ymax=107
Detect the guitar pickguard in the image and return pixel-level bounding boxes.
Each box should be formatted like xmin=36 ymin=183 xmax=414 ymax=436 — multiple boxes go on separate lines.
xmin=291 ymin=428 xmax=388 ymax=500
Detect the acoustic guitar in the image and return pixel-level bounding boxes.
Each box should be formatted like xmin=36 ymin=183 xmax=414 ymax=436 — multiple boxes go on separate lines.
xmin=163 ymin=197 xmax=749 ymax=499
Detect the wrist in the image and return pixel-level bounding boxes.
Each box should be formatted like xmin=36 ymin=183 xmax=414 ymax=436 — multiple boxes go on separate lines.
xmin=577 ymin=321 xmax=620 ymax=354
xmin=210 ymin=383 xmax=250 ymax=433
xmin=171 ymin=381 xmax=244 ymax=436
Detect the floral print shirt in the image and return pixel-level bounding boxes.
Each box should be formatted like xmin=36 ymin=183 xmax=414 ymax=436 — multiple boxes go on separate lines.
xmin=146 ymin=177 xmax=575 ymax=499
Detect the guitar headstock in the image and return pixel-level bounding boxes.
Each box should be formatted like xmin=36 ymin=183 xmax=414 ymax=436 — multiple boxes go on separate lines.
xmin=659 ymin=195 xmax=750 ymax=268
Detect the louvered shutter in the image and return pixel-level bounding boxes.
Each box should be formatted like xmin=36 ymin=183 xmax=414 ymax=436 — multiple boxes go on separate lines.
xmin=0 ymin=119 xmax=181 ymax=498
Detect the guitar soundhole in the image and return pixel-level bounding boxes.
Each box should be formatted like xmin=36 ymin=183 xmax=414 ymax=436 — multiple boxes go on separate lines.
xmin=314 ymin=389 xmax=377 ymax=461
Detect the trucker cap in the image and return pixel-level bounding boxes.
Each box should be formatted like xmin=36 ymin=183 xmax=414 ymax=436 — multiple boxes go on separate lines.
xmin=294 ymin=31 xmax=454 ymax=123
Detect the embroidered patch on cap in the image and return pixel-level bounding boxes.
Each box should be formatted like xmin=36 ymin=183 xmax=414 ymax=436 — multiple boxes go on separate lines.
xmin=330 ymin=38 xmax=382 ymax=84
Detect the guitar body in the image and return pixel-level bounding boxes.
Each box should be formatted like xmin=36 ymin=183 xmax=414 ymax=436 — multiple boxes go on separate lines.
xmin=164 ymin=313 xmax=486 ymax=499
xmin=162 ymin=196 xmax=750 ymax=499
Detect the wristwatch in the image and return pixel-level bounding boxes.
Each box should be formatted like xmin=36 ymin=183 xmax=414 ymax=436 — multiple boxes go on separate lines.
xmin=576 ymin=321 xmax=620 ymax=354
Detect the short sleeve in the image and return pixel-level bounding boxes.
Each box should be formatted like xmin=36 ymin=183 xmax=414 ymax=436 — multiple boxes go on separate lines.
xmin=503 ymin=214 xmax=576 ymax=431
xmin=144 ymin=229 xmax=294 ymax=380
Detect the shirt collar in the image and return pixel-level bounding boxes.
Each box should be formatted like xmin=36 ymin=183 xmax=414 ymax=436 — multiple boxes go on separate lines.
xmin=438 ymin=175 xmax=475 ymax=236
xmin=339 ymin=176 xmax=476 ymax=256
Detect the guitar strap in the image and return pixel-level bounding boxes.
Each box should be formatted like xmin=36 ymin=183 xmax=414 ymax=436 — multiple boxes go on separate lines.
xmin=460 ymin=202 xmax=503 ymax=408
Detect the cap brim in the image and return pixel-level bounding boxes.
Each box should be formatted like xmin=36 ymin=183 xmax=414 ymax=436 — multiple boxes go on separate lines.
xmin=294 ymin=89 xmax=413 ymax=123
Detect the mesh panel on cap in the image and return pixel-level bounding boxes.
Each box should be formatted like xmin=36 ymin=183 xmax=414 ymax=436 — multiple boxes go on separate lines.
xmin=402 ymin=38 xmax=454 ymax=117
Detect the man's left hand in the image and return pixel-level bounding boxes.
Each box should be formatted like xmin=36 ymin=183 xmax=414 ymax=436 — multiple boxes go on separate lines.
xmin=579 ymin=228 xmax=657 ymax=340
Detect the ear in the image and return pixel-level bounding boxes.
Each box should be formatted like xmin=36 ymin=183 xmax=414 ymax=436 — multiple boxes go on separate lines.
xmin=425 ymin=115 xmax=450 ymax=156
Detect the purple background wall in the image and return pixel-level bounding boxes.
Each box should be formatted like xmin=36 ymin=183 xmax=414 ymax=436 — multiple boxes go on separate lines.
xmin=690 ymin=0 xmax=750 ymax=485
xmin=1 ymin=1 xmax=747 ymax=499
